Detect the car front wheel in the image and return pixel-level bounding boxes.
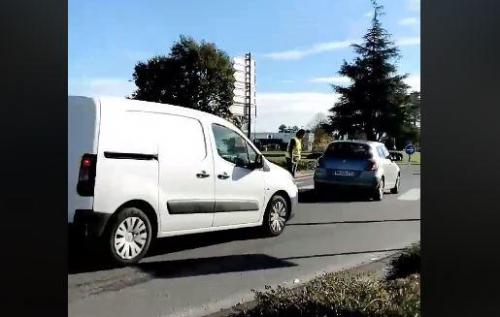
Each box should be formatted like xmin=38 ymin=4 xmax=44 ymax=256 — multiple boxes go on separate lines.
xmin=391 ymin=174 xmax=401 ymax=194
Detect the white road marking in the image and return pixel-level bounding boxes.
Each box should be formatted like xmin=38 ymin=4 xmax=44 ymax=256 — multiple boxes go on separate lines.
xmin=398 ymin=188 xmax=420 ymax=200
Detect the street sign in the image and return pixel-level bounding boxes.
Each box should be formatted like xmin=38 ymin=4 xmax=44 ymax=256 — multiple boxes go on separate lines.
xmin=405 ymin=144 xmax=416 ymax=155
xmin=405 ymin=144 xmax=415 ymax=165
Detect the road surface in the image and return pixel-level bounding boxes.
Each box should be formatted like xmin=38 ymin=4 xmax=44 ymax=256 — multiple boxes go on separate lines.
xmin=68 ymin=165 xmax=420 ymax=317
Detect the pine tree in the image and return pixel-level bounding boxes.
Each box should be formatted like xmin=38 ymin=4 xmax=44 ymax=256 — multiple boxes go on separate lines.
xmin=327 ymin=0 xmax=409 ymax=141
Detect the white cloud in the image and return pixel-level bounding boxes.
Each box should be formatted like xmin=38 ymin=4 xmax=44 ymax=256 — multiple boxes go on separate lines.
xmin=408 ymin=0 xmax=420 ymax=11
xmin=397 ymin=36 xmax=420 ymax=46
xmin=398 ymin=17 xmax=419 ymax=26
xmin=254 ymin=92 xmax=338 ymax=131
xmin=69 ymin=78 xmax=135 ymax=97
xmin=404 ymin=74 xmax=420 ymax=92
xmin=364 ymin=11 xmax=374 ymax=19
xmin=263 ymin=34 xmax=418 ymax=61
xmin=263 ymin=40 xmax=354 ymax=61
xmin=309 ymin=76 xmax=352 ymax=85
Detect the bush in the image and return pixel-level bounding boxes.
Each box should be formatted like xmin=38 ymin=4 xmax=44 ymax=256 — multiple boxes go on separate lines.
xmin=387 ymin=243 xmax=420 ymax=280
xmin=266 ymin=157 xmax=317 ymax=171
xmin=231 ymin=272 xmax=420 ymax=317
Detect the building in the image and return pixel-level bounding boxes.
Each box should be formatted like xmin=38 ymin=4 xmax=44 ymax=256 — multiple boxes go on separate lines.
xmin=252 ymin=132 xmax=314 ymax=152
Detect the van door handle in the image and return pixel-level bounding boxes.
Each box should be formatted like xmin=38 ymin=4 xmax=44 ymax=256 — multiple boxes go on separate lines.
xmin=196 ymin=171 xmax=210 ymax=178
xmin=217 ymin=172 xmax=230 ymax=180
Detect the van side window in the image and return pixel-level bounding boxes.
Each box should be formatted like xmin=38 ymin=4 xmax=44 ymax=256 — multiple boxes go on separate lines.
xmin=212 ymin=124 xmax=254 ymax=165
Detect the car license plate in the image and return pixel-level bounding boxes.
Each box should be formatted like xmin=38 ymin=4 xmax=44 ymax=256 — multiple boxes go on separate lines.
xmin=334 ymin=170 xmax=355 ymax=177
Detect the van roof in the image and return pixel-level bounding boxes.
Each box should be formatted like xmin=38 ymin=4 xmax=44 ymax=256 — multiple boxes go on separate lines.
xmin=69 ymin=95 xmax=239 ymax=130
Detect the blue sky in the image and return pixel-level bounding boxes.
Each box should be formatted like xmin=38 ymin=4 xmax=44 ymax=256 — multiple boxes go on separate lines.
xmin=69 ymin=0 xmax=420 ymax=131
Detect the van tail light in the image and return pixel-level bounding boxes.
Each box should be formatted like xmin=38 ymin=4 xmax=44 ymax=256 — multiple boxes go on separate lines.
xmin=77 ymin=154 xmax=97 ymax=196
xmin=366 ymin=159 xmax=378 ymax=171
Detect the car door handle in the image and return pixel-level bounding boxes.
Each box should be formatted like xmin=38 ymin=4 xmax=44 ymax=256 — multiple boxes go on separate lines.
xmin=196 ymin=170 xmax=210 ymax=178
xmin=217 ymin=172 xmax=230 ymax=180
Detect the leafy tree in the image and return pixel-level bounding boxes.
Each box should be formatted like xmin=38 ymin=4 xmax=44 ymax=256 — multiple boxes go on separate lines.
xmin=291 ymin=126 xmax=299 ymax=133
xmin=130 ymin=35 xmax=239 ymax=126
xmin=278 ymin=124 xmax=287 ymax=133
xmin=312 ymin=128 xmax=333 ymax=152
xmin=404 ymin=91 xmax=421 ymax=127
xmin=326 ymin=0 xmax=409 ymax=141
xmin=396 ymin=91 xmax=421 ymax=148
xmin=306 ymin=113 xmax=328 ymax=132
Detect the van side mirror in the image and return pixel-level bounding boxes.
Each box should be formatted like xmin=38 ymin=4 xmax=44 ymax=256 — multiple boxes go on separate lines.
xmin=253 ymin=154 xmax=264 ymax=169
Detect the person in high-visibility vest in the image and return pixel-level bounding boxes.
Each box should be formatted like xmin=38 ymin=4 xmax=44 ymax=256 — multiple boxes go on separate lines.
xmin=285 ymin=129 xmax=306 ymax=177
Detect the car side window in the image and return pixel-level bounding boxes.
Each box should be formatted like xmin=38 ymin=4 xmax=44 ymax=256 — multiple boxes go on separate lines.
xmin=376 ymin=146 xmax=385 ymax=158
xmin=382 ymin=146 xmax=390 ymax=158
xmin=212 ymin=124 xmax=250 ymax=165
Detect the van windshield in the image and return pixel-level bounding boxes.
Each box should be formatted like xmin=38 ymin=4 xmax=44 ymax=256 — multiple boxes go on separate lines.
xmin=324 ymin=142 xmax=372 ymax=160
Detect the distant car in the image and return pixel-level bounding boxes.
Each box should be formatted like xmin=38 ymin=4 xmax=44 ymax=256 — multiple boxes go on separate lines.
xmin=314 ymin=140 xmax=401 ymax=200
xmin=389 ymin=151 xmax=403 ymax=161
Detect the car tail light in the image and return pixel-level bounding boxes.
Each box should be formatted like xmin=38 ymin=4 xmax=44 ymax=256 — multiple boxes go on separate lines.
xmin=366 ymin=159 xmax=378 ymax=171
xmin=77 ymin=154 xmax=97 ymax=196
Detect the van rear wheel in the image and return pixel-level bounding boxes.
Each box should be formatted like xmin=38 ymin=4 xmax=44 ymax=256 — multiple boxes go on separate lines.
xmin=106 ymin=207 xmax=152 ymax=265
xmin=262 ymin=194 xmax=289 ymax=236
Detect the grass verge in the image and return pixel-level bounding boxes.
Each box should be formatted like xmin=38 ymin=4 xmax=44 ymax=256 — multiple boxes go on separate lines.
xmin=230 ymin=243 xmax=421 ymax=317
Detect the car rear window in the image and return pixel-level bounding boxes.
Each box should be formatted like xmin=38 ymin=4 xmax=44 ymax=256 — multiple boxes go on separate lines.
xmin=324 ymin=142 xmax=372 ymax=159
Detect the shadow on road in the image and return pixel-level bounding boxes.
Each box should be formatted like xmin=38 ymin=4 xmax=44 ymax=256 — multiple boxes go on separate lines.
xmin=288 ymin=218 xmax=421 ymax=226
xmin=138 ymin=254 xmax=297 ymax=279
xmin=68 ymin=228 xmax=265 ymax=275
xmin=298 ymin=189 xmax=372 ymax=203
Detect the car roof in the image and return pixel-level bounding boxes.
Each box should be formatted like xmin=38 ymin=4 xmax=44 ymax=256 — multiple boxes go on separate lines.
xmin=330 ymin=139 xmax=385 ymax=147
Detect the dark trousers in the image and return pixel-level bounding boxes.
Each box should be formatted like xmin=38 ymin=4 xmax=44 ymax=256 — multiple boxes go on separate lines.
xmin=286 ymin=157 xmax=298 ymax=177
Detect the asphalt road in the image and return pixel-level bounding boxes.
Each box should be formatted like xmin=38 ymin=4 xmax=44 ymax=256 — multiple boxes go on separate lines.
xmin=68 ymin=165 xmax=420 ymax=317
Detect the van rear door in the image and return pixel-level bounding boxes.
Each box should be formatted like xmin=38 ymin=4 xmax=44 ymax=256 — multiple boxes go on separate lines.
xmin=68 ymin=96 xmax=100 ymax=223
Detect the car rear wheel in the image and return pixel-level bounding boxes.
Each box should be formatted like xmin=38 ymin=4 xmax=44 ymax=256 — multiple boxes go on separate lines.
xmin=373 ymin=178 xmax=384 ymax=201
xmin=262 ymin=194 xmax=289 ymax=236
xmin=391 ymin=174 xmax=401 ymax=194
xmin=105 ymin=207 xmax=153 ymax=265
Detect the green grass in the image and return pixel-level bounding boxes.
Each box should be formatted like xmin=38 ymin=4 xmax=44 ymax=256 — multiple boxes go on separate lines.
xmin=387 ymin=243 xmax=421 ymax=280
xmin=231 ymin=243 xmax=421 ymax=317
xmin=232 ymin=273 xmax=420 ymax=317
xmin=397 ymin=151 xmax=421 ymax=165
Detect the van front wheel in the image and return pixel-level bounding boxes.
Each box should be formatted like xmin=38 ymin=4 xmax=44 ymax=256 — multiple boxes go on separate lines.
xmin=106 ymin=207 xmax=152 ymax=265
xmin=262 ymin=194 xmax=289 ymax=236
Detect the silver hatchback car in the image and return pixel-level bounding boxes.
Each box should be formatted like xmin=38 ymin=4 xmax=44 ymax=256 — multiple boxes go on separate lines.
xmin=314 ymin=140 xmax=401 ymax=200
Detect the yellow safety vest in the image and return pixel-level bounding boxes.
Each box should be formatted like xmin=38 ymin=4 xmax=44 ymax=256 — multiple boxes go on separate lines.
xmin=286 ymin=137 xmax=302 ymax=161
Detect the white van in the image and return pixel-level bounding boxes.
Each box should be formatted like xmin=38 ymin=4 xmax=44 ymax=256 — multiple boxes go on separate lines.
xmin=69 ymin=96 xmax=298 ymax=264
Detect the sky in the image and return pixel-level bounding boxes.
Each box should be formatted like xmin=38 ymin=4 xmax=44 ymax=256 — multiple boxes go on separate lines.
xmin=69 ymin=0 xmax=420 ymax=132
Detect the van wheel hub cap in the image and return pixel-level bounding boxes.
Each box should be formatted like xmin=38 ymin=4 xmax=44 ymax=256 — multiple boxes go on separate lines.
xmin=114 ymin=217 xmax=147 ymax=260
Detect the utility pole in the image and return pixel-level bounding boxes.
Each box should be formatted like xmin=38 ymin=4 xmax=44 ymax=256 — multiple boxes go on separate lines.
xmin=245 ymin=53 xmax=252 ymax=139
